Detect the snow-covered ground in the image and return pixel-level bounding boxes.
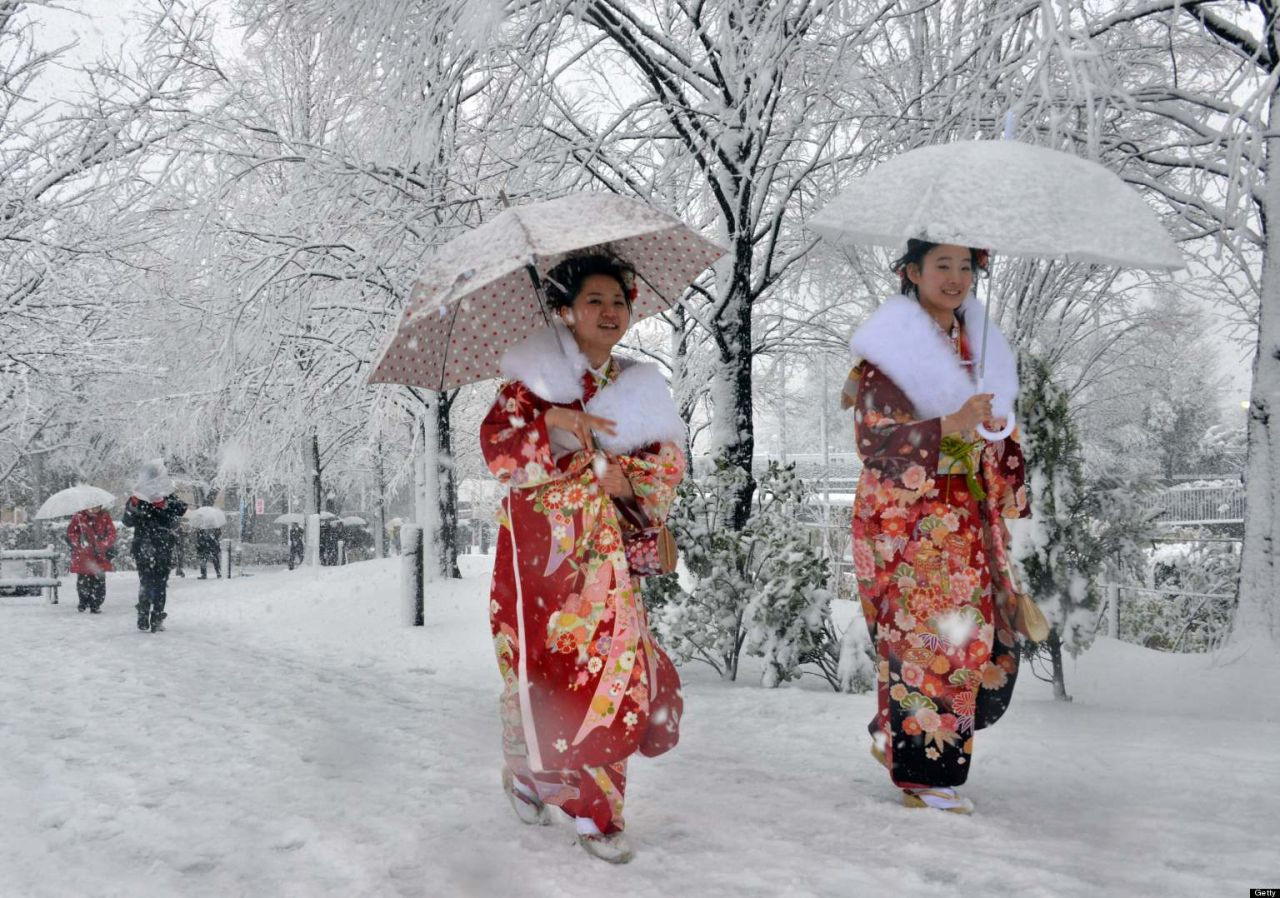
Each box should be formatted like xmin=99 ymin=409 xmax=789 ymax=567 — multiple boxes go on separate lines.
xmin=2 ymin=557 xmax=1275 ymax=897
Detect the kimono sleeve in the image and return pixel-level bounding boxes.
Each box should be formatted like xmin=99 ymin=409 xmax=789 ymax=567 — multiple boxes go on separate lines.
xmin=480 ymin=380 xmax=570 ymax=490
xmin=982 ymin=431 xmax=1032 ymax=520
xmin=852 ymin=362 xmax=941 ymax=480
xmin=616 ymin=442 xmax=686 ymax=524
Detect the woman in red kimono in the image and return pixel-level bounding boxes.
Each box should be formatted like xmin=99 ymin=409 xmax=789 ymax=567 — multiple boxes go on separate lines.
xmin=480 ymin=254 xmax=686 ymax=863
xmin=847 ymin=240 xmax=1031 ymax=814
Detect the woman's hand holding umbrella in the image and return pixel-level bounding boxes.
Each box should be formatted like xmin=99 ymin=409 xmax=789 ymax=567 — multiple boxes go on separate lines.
xmin=543 ymin=407 xmax=634 ymax=498
xmin=942 ymin=393 xmax=998 ymax=437
xmin=545 ymin=407 xmax=617 ymax=448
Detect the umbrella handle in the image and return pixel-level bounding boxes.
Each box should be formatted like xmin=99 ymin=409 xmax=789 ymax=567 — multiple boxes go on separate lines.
xmin=976 ymin=414 xmax=1015 ymax=442
xmin=975 ymin=372 xmax=1015 ymax=441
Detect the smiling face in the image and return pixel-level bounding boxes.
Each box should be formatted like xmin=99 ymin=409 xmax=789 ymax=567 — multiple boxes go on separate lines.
xmin=561 ymin=273 xmax=631 ymax=362
xmin=906 ymin=243 xmax=974 ymax=326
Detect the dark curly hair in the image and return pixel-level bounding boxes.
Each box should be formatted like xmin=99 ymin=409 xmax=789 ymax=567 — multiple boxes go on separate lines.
xmin=543 ymin=253 xmax=637 ymax=312
xmin=891 ymin=239 xmax=990 ymax=296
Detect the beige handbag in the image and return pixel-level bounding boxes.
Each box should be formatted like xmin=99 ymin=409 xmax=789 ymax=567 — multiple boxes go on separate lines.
xmin=1013 ymin=592 xmax=1050 ymax=643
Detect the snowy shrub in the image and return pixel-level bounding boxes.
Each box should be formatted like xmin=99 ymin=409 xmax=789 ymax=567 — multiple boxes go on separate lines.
xmin=1016 ymin=357 xmax=1105 ymax=698
xmin=1117 ymin=538 xmax=1239 ymax=652
xmin=650 ymin=460 xmax=832 ymax=686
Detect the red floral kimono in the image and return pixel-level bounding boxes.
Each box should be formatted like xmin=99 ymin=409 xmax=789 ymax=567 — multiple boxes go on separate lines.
xmin=849 ymin=296 xmax=1031 ymax=790
xmin=482 ymin=324 xmax=686 ymax=834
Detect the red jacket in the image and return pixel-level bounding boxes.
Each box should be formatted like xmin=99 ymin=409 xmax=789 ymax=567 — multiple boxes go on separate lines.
xmin=67 ymin=509 xmax=118 ymax=576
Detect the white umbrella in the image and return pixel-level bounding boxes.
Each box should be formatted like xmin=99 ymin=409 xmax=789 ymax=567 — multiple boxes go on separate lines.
xmin=34 ymin=485 xmax=116 ymax=520
xmin=808 ymin=140 xmax=1183 ymax=270
xmin=386 ymin=517 xmax=403 ymax=529
xmin=319 ymin=511 xmax=338 ymax=521
xmin=186 ymin=506 xmax=227 ymax=530
xmin=340 ymin=515 xmax=367 ymax=527
xmin=810 ymin=140 xmax=1183 ymax=439
xmin=273 ymin=513 xmax=305 ymax=526
xmin=368 ymin=193 xmax=727 ymax=391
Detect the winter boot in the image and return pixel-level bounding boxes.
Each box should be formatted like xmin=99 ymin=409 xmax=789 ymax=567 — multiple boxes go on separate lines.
xmin=137 ymin=615 xmax=151 ymax=632
xmin=902 ymin=787 xmax=974 ymax=814
xmin=501 ymin=768 xmax=550 ymax=826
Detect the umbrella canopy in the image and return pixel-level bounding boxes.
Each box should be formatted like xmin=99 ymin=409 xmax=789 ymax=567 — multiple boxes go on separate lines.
xmin=369 ymin=193 xmax=727 ymax=391
xmin=809 ymin=141 xmax=1183 ymax=271
xmin=386 ymin=517 xmax=403 ymax=529
xmin=186 ymin=506 xmax=227 ymax=530
xmin=272 ymin=513 xmax=305 ymax=526
xmin=34 ymin=485 xmax=116 ymax=520
xmin=319 ymin=511 xmax=338 ymax=521
xmin=340 ymin=515 xmax=367 ymax=527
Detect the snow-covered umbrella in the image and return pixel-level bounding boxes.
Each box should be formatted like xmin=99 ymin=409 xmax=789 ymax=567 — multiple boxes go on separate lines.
xmin=319 ymin=511 xmax=338 ymax=521
xmin=273 ymin=513 xmax=305 ymax=526
xmin=808 ymin=140 xmax=1183 ymax=270
xmin=186 ymin=506 xmax=227 ymax=530
xmin=386 ymin=517 xmax=403 ymax=529
xmin=34 ymin=485 xmax=116 ymax=520
xmin=809 ymin=139 xmax=1183 ymax=438
xmin=368 ymin=193 xmax=727 ymax=391
xmin=340 ymin=515 xmax=367 ymax=527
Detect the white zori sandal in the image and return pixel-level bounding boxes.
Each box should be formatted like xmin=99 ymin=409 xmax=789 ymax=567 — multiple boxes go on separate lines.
xmin=902 ymin=787 xmax=975 ymax=815
xmin=575 ymin=817 xmax=635 ymax=864
xmin=502 ymin=768 xmax=551 ymax=826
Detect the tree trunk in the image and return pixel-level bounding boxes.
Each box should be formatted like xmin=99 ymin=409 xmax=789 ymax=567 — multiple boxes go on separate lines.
xmin=1236 ymin=56 xmax=1280 ymax=646
xmin=1046 ymin=627 xmax=1071 ymax=702
xmin=310 ymin=432 xmax=322 ymax=516
xmin=436 ymin=390 xmax=461 ymax=578
xmin=418 ymin=401 xmax=442 ymax=582
xmin=711 ymin=247 xmax=757 ymax=529
xmin=374 ymin=438 xmax=387 ymax=559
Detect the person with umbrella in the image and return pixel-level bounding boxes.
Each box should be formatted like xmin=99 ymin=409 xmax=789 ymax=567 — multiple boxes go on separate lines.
xmin=122 ymin=460 xmax=188 ymax=633
xmin=843 ymin=240 xmax=1030 ymax=814
xmin=810 ymin=137 xmax=1182 ymax=814
xmin=481 ymin=253 xmax=686 ymax=864
xmin=66 ymin=504 xmax=117 ymax=614
xmin=196 ymin=526 xmax=222 ymax=578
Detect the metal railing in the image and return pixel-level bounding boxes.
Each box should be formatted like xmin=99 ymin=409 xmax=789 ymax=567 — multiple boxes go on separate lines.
xmin=1139 ymin=485 xmax=1245 ymax=525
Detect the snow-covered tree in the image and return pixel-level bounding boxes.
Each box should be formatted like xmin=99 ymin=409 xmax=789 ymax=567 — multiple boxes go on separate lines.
xmin=1016 ymin=356 xmax=1105 ymax=701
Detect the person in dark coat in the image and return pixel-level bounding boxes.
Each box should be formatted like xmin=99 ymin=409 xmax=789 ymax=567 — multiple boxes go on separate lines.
xmin=66 ymin=504 xmax=117 ymax=613
xmin=171 ymin=518 xmax=188 ymax=578
xmin=287 ymin=524 xmax=304 ymax=570
xmin=196 ymin=526 xmax=222 ymax=578
xmin=122 ymin=460 xmax=187 ymax=633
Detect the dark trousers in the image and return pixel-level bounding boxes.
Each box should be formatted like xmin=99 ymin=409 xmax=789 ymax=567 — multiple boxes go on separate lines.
xmin=199 ymin=550 xmax=221 ymax=578
xmin=76 ymin=574 xmax=106 ymax=611
xmin=137 ymin=569 xmax=169 ymax=627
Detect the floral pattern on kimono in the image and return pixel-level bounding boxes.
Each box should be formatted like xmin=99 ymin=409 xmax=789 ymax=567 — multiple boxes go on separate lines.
xmin=483 ymin=363 xmax=685 ymax=831
xmin=851 ymin=353 xmax=1030 ymax=790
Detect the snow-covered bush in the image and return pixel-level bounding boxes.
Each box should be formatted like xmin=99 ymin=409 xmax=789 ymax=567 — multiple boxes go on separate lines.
xmin=650 ymin=460 xmax=832 ymax=686
xmin=1016 ymin=357 xmax=1104 ymax=699
xmin=1117 ymin=539 xmax=1239 ymax=652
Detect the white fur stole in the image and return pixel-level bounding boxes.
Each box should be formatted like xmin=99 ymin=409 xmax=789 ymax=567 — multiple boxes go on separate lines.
xmin=499 ymin=322 xmax=685 ymax=455
xmin=848 ymin=293 xmax=1019 ymax=421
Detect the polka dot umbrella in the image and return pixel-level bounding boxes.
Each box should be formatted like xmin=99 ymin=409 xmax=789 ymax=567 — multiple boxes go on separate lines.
xmin=368 ymin=193 xmax=728 ymax=391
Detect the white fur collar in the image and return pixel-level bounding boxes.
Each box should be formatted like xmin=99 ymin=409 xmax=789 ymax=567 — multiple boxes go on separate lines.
xmin=500 ymin=323 xmax=685 ymax=455
xmin=848 ymin=294 xmax=1019 ymax=421
xmin=499 ymin=320 xmax=588 ymax=404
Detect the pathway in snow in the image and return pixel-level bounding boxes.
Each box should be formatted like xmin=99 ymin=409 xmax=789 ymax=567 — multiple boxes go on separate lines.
xmin=1 ymin=557 xmax=1274 ymax=897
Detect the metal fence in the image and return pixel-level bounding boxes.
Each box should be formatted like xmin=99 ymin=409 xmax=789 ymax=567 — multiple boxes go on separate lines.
xmin=1139 ymin=485 xmax=1245 ymax=525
